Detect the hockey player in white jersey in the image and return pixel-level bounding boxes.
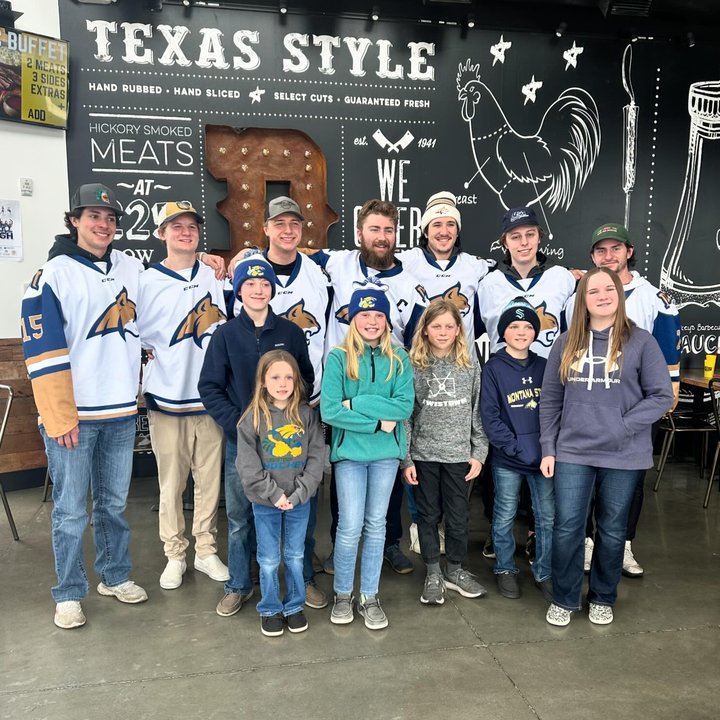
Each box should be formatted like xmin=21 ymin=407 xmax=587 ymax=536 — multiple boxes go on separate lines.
xmin=397 ymin=191 xmax=492 ymax=343
xmin=136 ymin=201 xmax=229 ymax=592
xmin=477 ymin=206 xmax=576 ymax=359
xmin=21 ymin=183 xmax=148 ymax=630
xmin=566 ymin=222 xmax=681 ymax=579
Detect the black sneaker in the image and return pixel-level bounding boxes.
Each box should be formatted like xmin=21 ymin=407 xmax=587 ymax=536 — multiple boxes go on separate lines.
xmin=383 ymin=543 xmax=414 ymax=574
xmin=482 ymin=533 xmax=496 ymax=559
xmin=261 ymin=613 xmax=284 ymax=637
xmin=525 ymin=533 xmax=536 ymax=564
xmin=534 ymin=577 xmax=554 ymax=603
xmin=496 ymin=572 xmax=521 ymax=599
xmin=286 ymin=611 xmax=309 ymax=634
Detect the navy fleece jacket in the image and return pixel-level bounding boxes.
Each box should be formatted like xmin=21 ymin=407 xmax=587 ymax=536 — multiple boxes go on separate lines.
xmin=480 ymin=348 xmax=547 ymax=473
xmin=198 ymin=306 xmax=314 ymax=440
xmin=539 ymin=326 xmax=673 ymax=470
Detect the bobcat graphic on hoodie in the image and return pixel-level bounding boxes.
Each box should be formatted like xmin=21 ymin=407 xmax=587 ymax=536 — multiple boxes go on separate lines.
xmin=539 ymin=326 xmax=673 ymax=471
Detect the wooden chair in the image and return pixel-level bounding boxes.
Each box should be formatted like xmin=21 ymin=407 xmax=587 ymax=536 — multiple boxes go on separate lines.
xmin=703 ymin=377 xmax=720 ymax=508
xmin=0 ymin=384 xmax=19 ymax=541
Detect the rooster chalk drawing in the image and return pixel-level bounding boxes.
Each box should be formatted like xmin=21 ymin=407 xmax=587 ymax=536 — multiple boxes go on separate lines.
xmin=457 ymin=59 xmax=601 ymax=237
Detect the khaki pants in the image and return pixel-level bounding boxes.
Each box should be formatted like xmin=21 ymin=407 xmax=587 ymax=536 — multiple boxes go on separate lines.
xmin=148 ymin=411 xmax=224 ymax=561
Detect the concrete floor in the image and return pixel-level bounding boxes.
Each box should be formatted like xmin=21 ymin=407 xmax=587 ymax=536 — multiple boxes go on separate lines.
xmin=1 ymin=463 xmax=719 ymax=720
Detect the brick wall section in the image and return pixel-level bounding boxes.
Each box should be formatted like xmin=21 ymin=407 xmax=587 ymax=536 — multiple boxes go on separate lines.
xmin=0 ymin=339 xmax=47 ymax=473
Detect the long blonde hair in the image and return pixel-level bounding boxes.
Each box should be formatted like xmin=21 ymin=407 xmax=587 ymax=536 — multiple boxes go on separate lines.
xmin=409 ymin=299 xmax=472 ymax=370
xmin=339 ymin=317 xmax=403 ymax=381
xmin=559 ymin=267 xmax=634 ymax=383
xmin=241 ymin=350 xmax=305 ymax=433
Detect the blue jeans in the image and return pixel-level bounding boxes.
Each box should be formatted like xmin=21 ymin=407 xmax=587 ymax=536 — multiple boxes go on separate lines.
xmin=492 ymin=466 xmax=554 ymax=582
xmin=226 ymin=438 xmax=256 ymax=594
xmin=552 ymin=462 xmax=640 ymax=610
xmin=41 ymin=419 xmax=136 ymax=602
xmin=253 ymin=501 xmax=310 ymax=617
xmin=334 ymin=458 xmax=399 ymax=596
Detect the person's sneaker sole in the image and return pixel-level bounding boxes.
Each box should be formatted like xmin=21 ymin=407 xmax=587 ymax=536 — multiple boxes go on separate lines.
xmin=496 ymin=574 xmax=521 ymax=599
xmin=330 ymin=610 xmax=354 ymax=625
xmin=260 ymin=618 xmax=284 ymax=637
xmin=444 ymin=580 xmax=486 ymax=599
xmin=286 ymin=614 xmax=309 ymax=633
xmin=358 ymin=607 xmax=388 ymax=630
xmin=383 ymin=555 xmax=414 ymax=575
xmin=621 ymin=567 xmax=644 ymax=578
xmin=216 ymin=590 xmax=253 ymax=617
xmin=54 ymin=602 xmax=86 ymax=629
xmin=420 ymin=593 xmax=445 ymax=605
xmin=546 ymin=604 xmax=573 ymax=627
xmin=589 ymin=604 xmax=614 ymax=625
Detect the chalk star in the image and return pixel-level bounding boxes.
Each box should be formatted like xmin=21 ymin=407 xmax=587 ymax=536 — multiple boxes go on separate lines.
xmin=490 ymin=35 xmax=512 ymax=66
xmin=249 ymin=86 xmax=266 ymax=104
xmin=521 ymin=76 xmax=543 ymax=105
xmin=563 ymin=41 xmax=584 ymax=70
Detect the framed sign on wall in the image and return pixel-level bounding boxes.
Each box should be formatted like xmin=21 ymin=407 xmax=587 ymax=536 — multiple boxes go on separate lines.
xmin=0 ymin=25 xmax=68 ymax=129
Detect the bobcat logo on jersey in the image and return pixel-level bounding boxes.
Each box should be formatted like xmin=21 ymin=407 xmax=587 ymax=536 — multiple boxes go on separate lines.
xmin=281 ymin=300 xmax=320 ymax=342
xmin=170 ymin=293 xmax=226 ymax=348
xmin=262 ymin=423 xmax=305 ymax=458
xmin=87 ymin=288 xmax=138 ymax=340
xmin=418 ymin=282 xmax=470 ymax=315
xmin=335 ymin=306 xmax=350 ymax=325
xmin=534 ymin=302 xmax=559 ymax=348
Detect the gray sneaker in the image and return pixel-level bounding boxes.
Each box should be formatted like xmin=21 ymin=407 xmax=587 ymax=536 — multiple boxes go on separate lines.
xmin=330 ymin=594 xmax=354 ymax=625
xmin=358 ymin=593 xmax=388 ymax=630
xmin=420 ymin=572 xmax=445 ymax=605
xmin=216 ymin=589 xmax=254 ymax=617
xmin=443 ymin=568 xmax=487 ymax=598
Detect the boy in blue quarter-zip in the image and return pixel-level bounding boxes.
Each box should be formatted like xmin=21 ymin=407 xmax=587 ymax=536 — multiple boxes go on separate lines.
xmin=198 ymin=256 xmax=314 ymax=619
xmin=480 ymin=297 xmax=554 ymax=603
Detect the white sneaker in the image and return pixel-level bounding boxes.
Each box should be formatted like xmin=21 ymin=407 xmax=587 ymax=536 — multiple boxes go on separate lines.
xmin=546 ymin=603 xmax=572 ymax=627
xmin=97 ymin=580 xmax=148 ymax=604
xmin=622 ymin=541 xmax=644 ymax=577
xmin=409 ymin=522 xmax=421 ymax=554
xmin=584 ymin=537 xmax=594 ymax=573
xmin=194 ymin=554 xmax=230 ymax=582
xmin=439 ymin=525 xmax=446 ymax=555
xmin=589 ymin=602 xmax=614 ymax=625
xmin=160 ymin=559 xmax=187 ymax=590
xmin=54 ymin=601 xmax=86 ymax=629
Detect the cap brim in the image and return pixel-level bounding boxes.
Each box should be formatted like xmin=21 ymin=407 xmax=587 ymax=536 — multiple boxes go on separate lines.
xmin=265 ymin=210 xmax=304 ymax=222
xmin=159 ymin=210 xmax=204 ymax=226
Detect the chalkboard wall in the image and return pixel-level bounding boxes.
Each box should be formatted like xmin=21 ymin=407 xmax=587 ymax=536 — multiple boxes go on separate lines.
xmin=59 ymin=0 xmax=720 ymax=367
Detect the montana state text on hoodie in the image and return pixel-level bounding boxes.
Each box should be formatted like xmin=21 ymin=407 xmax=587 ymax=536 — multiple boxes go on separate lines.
xmin=480 ymin=348 xmax=547 ymax=473
xmin=539 ymin=326 xmax=673 ymax=470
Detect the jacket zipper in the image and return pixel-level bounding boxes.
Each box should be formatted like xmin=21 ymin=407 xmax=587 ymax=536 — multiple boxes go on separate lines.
xmin=370 ymin=347 xmax=376 ymax=382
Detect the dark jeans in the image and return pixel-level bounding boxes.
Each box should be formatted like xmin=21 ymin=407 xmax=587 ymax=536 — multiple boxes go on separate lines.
xmin=553 ymin=462 xmax=640 ymax=610
xmin=330 ymin=467 xmax=405 ymax=550
xmin=413 ymin=461 xmax=470 ymax=565
xmin=481 ymin=461 xmax=536 ymax=532
xmin=585 ymin=471 xmax=645 ymax=541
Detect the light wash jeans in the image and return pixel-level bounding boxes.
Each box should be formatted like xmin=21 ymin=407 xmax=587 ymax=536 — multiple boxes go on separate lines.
xmin=253 ymin=501 xmax=311 ymax=617
xmin=491 ymin=465 xmax=555 ymax=582
xmin=41 ymin=419 xmax=136 ymax=602
xmin=552 ymin=462 xmax=640 ymax=610
xmin=333 ymin=458 xmax=399 ymax=597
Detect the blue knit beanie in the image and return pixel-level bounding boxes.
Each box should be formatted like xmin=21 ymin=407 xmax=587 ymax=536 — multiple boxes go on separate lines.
xmin=347 ymin=288 xmax=391 ymax=324
xmin=232 ymin=257 xmax=278 ymax=299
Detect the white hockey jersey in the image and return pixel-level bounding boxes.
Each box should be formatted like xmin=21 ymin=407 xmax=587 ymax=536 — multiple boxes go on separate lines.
xmin=477 ymin=263 xmax=576 ymax=358
xmin=137 ymin=261 xmax=227 ymax=415
xmin=21 ymin=249 xmax=143 ymax=437
xmin=397 ymin=246 xmax=491 ymax=341
xmin=311 ymin=249 xmax=426 ymax=355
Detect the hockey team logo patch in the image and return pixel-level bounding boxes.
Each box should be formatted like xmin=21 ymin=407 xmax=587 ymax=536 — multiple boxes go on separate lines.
xmin=247 ymin=265 xmax=266 ymax=277
xmin=87 ymin=288 xmax=138 ymax=340
xmin=281 ymin=300 xmax=320 ymax=342
xmin=358 ymin=296 xmax=377 ymax=309
xmin=96 ymin=188 xmax=110 ymax=204
xmin=170 ymin=293 xmax=226 ymax=348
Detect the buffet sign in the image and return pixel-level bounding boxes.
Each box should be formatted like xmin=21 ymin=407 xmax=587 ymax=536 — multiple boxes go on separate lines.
xmin=0 ymin=25 xmax=68 ymax=129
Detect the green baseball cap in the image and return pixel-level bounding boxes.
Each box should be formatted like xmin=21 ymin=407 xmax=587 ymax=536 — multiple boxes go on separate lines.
xmin=591 ymin=223 xmax=632 ymax=248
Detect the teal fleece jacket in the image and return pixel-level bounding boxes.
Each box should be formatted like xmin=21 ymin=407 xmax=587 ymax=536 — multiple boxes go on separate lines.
xmin=321 ymin=344 xmax=415 ymax=462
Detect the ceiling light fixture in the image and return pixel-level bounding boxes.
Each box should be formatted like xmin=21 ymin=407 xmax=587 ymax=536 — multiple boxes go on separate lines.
xmin=687 ymin=31 xmax=696 ymax=48
xmin=370 ymin=5 xmax=379 ymax=22
xmin=279 ymin=1 xmax=287 ymax=14
xmin=467 ymin=14 xmax=475 ymax=29
xmin=555 ymin=21 xmax=568 ymax=38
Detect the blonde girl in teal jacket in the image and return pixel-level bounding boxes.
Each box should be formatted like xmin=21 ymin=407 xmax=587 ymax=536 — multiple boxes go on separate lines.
xmin=321 ymin=287 xmax=414 ymax=631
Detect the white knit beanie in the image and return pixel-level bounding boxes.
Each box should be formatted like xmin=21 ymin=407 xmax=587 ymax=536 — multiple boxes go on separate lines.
xmin=421 ymin=191 xmax=462 ymax=233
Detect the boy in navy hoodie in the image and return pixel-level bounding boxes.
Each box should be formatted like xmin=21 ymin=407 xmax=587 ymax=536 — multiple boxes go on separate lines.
xmin=480 ymin=298 xmax=553 ymax=602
